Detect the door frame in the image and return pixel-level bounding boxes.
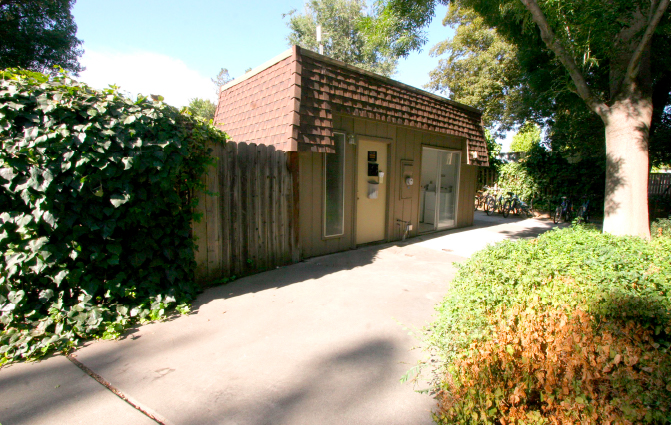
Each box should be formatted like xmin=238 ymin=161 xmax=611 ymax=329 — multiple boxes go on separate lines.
xmin=418 ymin=145 xmax=462 ymax=233
xmin=353 ymin=135 xmax=392 ymax=246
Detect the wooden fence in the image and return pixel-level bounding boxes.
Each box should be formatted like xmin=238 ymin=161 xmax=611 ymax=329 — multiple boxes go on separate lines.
xmin=649 ymin=173 xmax=671 ymax=196
xmin=477 ymin=167 xmax=498 ymax=189
xmin=192 ymin=142 xmax=299 ymax=284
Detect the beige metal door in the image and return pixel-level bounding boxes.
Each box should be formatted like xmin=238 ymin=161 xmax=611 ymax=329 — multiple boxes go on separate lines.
xmin=356 ymin=139 xmax=388 ymax=244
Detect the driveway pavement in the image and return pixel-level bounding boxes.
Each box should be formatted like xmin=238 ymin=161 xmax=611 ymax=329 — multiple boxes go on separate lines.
xmin=0 ymin=212 xmax=559 ymax=425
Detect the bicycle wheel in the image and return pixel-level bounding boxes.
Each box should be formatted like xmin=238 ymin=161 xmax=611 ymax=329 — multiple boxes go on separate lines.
xmin=474 ymin=196 xmax=480 ymax=211
xmin=486 ymin=197 xmax=496 ymax=216
xmin=503 ymin=200 xmax=512 ymax=218
xmin=553 ymin=206 xmax=562 ymax=224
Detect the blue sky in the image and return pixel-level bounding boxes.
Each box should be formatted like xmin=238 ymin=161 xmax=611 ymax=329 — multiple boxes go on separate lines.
xmin=71 ymin=0 xmax=511 ymax=148
xmin=72 ymin=0 xmax=451 ymax=103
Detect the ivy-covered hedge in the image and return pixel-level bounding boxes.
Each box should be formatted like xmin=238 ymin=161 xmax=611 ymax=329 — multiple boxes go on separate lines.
xmin=420 ymin=225 xmax=671 ymax=423
xmin=0 ymin=70 xmax=227 ymax=365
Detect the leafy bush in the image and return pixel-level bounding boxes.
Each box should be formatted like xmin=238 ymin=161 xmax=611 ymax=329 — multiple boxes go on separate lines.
xmin=0 ymin=69 xmax=227 ymax=365
xmin=495 ymin=145 xmax=606 ymax=213
xmin=421 ymin=226 xmax=671 ymax=423
xmin=652 ymin=216 xmax=671 ymax=238
xmin=496 ymin=161 xmax=537 ymax=202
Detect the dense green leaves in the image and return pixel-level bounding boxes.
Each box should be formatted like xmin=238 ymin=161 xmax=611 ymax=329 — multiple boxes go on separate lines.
xmin=425 ymin=3 xmax=523 ymax=132
xmin=187 ymin=98 xmax=216 ymax=121
xmin=0 ymin=0 xmax=83 ymax=74
xmin=0 ymin=69 xmax=227 ymax=365
xmin=286 ymin=0 xmax=399 ymax=76
xmin=423 ymin=225 xmax=671 ymax=377
xmin=509 ymin=121 xmax=540 ymax=152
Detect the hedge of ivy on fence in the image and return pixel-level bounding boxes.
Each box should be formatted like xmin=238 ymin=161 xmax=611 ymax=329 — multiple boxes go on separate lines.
xmin=0 ymin=69 xmax=227 ymax=365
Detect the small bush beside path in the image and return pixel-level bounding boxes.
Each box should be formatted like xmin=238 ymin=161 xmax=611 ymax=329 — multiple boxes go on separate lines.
xmin=421 ymin=223 xmax=671 ymax=424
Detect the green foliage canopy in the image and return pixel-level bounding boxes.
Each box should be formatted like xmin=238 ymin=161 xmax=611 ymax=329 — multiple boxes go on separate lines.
xmin=0 ymin=0 xmax=83 ymax=74
xmin=285 ymin=0 xmax=399 ymax=76
xmin=0 ymin=69 xmax=227 ymax=365
xmin=425 ymin=3 xmax=523 ymax=132
xmin=509 ymin=121 xmax=540 ymax=152
xmin=187 ymin=98 xmax=216 ymax=121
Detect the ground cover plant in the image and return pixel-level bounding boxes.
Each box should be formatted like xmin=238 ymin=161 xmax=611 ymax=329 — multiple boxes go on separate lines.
xmin=420 ymin=224 xmax=671 ymax=424
xmin=0 ymin=69 xmax=227 ymax=366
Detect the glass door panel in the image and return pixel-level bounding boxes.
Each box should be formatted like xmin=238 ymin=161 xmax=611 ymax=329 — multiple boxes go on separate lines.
xmin=437 ymin=151 xmax=460 ymax=229
xmin=420 ymin=148 xmax=460 ymax=232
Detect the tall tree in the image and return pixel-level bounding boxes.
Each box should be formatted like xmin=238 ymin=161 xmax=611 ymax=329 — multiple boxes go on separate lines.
xmin=0 ymin=0 xmax=83 ymax=74
xmin=425 ymin=4 xmax=524 ymax=132
xmin=187 ymin=98 xmax=216 ymax=121
xmin=211 ymin=67 xmax=232 ymax=97
xmin=370 ymin=0 xmax=671 ymax=238
xmin=285 ymin=0 xmax=399 ymax=76
xmin=510 ymin=121 xmax=541 ymax=152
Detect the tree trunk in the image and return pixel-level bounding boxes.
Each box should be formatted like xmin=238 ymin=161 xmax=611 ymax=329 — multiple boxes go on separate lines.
xmin=601 ymin=95 xmax=651 ymax=239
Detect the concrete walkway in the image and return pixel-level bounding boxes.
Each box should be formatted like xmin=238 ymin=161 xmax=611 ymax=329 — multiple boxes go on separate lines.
xmin=0 ymin=212 xmax=560 ymax=425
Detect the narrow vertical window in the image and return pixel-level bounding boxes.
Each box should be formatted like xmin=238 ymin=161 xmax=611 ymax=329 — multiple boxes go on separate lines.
xmin=324 ymin=133 xmax=345 ymax=237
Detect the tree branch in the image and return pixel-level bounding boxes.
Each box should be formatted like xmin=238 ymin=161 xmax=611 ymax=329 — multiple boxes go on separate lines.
xmin=519 ymin=0 xmax=608 ymax=117
xmin=625 ymin=0 xmax=670 ymax=83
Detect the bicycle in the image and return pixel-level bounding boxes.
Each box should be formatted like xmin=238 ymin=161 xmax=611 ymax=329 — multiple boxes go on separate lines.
xmin=486 ymin=190 xmax=508 ymax=216
xmin=574 ymin=196 xmax=591 ymax=224
xmin=553 ymin=196 xmax=573 ymax=224
xmin=503 ymin=193 xmax=534 ymax=218
xmin=475 ymin=186 xmax=492 ymax=211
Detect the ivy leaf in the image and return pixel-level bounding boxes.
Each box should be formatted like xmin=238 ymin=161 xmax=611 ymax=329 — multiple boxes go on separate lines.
xmin=8 ymin=290 xmax=25 ymax=304
xmin=106 ymin=244 xmax=122 ymax=256
xmin=38 ymin=289 xmax=54 ymax=303
xmin=110 ymin=192 xmax=130 ymax=208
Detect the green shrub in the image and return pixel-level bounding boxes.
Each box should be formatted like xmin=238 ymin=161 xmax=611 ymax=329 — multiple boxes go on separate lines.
xmin=420 ymin=226 xmax=671 ymax=423
xmin=496 ymin=161 xmax=537 ymax=202
xmin=652 ymin=216 xmax=671 ymax=238
xmin=0 ymin=69 xmax=227 ymax=365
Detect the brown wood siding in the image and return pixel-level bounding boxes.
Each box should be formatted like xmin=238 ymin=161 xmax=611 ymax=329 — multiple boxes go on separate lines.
xmin=297 ymin=135 xmax=356 ymax=259
xmin=298 ymin=114 xmax=479 ymax=258
xmin=457 ymin=165 xmax=478 ymax=227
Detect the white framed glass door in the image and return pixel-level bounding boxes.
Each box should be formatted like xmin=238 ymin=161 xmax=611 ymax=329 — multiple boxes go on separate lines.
xmin=419 ymin=148 xmax=460 ymax=232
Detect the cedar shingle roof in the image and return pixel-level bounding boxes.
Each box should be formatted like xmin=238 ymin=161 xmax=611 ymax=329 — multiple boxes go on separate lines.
xmin=215 ymin=46 xmax=488 ymax=166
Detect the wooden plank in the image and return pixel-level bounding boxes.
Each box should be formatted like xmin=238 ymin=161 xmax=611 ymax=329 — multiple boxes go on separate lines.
xmin=254 ymin=145 xmax=266 ymax=271
xmin=205 ymin=143 xmax=222 ymax=280
xmin=277 ymin=151 xmax=289 ymax=265
xmin=298 ymin=153 xmax=313 ymax=258
xmin=239 ymin=143 xmax=250 ymax=274
xmin=262 ymin=146 xmax=273 ymax=268
xmin=273 ymin=149 xmax=282 ymax=266
xmin=229 ymin=142 xmax=241 ymax=276
xmin=288 ymin=152 xmax=301 ymax=263
xmin=268 ymin=147 xmax=278 ymax=267
xmin=193 ymin=165 xmax=209 ymax=284
xmin=220 ymin=142 xmax=231 ymax=278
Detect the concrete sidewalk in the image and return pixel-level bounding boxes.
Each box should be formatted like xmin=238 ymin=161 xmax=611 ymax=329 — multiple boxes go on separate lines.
xmin=0 ymin=213 xmax=559 ymax=425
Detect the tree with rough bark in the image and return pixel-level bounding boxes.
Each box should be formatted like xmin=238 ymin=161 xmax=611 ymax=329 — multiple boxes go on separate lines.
xmin=369 ymin=0 xmax=671 ymax=238
xmin=0 ymin=0 xmax=83 ymax=74
xmin=285 ymin=0 xmax=399 ymax=76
